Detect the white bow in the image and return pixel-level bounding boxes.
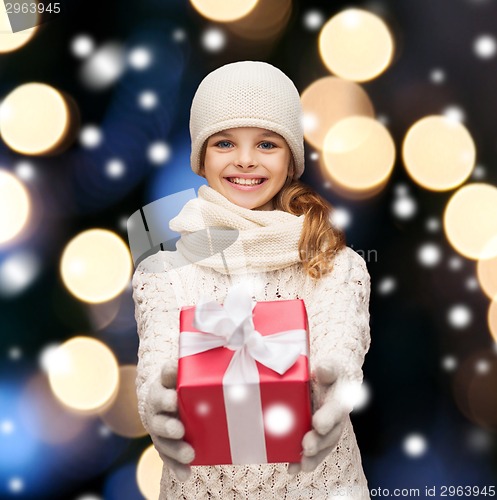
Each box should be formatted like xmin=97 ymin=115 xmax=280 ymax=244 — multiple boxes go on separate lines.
xmin=179 ymin=283 xmax=307 ymax=376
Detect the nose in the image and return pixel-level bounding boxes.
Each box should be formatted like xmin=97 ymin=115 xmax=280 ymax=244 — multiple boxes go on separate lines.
xmin=234 ymin=145 xmax=258 ymax=169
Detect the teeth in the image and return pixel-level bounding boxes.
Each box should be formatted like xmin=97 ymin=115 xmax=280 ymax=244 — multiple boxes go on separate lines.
xmin=228 ymin=178 xmax=264 ymax=185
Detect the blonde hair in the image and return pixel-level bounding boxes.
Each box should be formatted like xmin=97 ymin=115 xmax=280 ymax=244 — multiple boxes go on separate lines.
xmin=273 ymin=162 xmax=346 ymax=280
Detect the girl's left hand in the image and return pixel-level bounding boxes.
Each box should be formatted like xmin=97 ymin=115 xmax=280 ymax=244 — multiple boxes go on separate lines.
xmin=287 ymin=362 xmax=351 ymax=475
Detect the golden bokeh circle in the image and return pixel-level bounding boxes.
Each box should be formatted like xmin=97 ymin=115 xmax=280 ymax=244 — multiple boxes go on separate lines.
xmin=322 ymin=116 xmax=396 ymax=193
xmin=318 ymin=8 xmax=394 ymax=82
xmin=47 ymin=336 xmax=119 ymax=412
xmin=0 ymin=169 xmax=30 ymax=245
xmin=488 ymin=299 xmax=497 ymax=343
xmin=0 ymin=17 xmax=37 ymax=53
xmin=60 ymin=229 xmax=132 ymax=304
xmin=477 ymin=244 xmax=497 ymax=301
xmin=301 ymin=76 xmax=375 ymax=151
xmin=402 ymin=116 xmax=476 ymax=191
xmin=137 ymin=445 xmax=163 ymax=500
xmin=0 ymin=83 xmax=70 ymax=155
xmin=190 ymin=0 xmax=259 ymax=22
xmin=444 ymin=183 xmax=497 ymax=260
xmin=99 ymin=365 xmax=147 ymax=438
xmin=224 ymin=0 xmax=292 ymax=42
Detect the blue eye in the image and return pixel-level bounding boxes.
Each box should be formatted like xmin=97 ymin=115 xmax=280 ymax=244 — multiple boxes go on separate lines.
xmin=216 ymin=140 xmax=233 ymax=148
xmin=259 ymin=142 xmax=276 ymax=150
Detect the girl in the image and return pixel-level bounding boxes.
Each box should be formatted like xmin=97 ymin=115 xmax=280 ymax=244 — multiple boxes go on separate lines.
xmin=132 ymin=61 xmax=371 ymax=499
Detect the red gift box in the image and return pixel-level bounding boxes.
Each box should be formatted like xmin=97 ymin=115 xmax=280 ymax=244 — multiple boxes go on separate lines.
xmin=177 ymin=286 xmax=312 ymax=466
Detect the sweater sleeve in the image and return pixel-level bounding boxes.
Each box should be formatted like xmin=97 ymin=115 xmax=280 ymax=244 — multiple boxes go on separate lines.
xmin=131 ymin=251 xmax=182 ymax=434
xmin=307 ymin=246 xmax=371 ymax=386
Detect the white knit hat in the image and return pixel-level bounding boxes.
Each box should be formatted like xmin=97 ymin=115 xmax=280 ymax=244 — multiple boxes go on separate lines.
xmin=190 ymin=61 xmax=305 ymax=179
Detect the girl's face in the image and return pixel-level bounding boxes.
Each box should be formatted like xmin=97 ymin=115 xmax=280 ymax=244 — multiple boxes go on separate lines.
xmin=200 ymin=127 xmax=292 ymax=211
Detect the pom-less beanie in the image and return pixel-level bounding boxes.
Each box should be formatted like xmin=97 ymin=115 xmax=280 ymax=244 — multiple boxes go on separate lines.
xmin=189 ymin=61 xmax=305 ymax=179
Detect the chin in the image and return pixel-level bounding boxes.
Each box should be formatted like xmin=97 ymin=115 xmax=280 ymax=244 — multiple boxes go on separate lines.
xmin=228 ymin=197 xmax=257 ymax=210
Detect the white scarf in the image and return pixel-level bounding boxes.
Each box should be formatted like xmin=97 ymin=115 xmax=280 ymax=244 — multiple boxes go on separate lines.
xmin=169 ymin=185 xmax=305 ymax=275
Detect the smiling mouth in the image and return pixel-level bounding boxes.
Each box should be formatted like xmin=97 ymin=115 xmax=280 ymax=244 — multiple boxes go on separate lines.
xmin=225 ymin=177 xmax=267 ymax=185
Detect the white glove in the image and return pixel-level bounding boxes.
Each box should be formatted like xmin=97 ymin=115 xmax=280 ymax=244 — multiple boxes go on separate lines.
xmin=288 ymin=362 xmax=351 ymax=475
xmin=145 ymin=359 xmax=195 ymax=482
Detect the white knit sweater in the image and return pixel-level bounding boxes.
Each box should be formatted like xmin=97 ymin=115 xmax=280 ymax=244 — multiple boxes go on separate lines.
xmin=132 ymin=186 xmax=372 ymax=500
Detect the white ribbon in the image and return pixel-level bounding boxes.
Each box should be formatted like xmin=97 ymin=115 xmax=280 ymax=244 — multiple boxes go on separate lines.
xmin=179 ymin=283 xmax=308 ymax=464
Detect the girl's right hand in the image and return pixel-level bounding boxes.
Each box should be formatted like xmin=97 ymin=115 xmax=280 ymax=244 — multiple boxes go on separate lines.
xmin=145 ymin=359 xmax=195 ymax=482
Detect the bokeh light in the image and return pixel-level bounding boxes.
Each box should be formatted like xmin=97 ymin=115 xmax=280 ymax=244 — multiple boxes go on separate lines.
xmin=488 ymin=299 xmax=497 ymax=342
xmin=224 ymin=0 xmax=292 ymax=42
xmin=322 ymin=116 xmax=395 ymax=196
xmin=60 ymin=229 xmax=132 ymax=304
xmin=329 ymin=207 xmax=351 ymax=230
xmin=0 ymin=170 xmax=30 ymax=246
xmin=472 ymin=164 xmax=486 ymax=179
xmin=426 ymin=217 xmax=441 ymax=232
xmin=105 ymin=159 xmax=126 ymax=179
xmin=442 ymin=105 xmax=466 ymax=123
xmin=429 ymin=68 xmax=446 ymax=84
xmin=148 ymin=141 xmax=171 ymax=165
xmin=392 ymin=195 xmax=417 ymax=220
xmin=466 ymin=428 xmax=493 ymax=454
xmin=7 ymin=346 xmax=22 ymax=360
xmin=377 ymin=276 xmax=396 ymax=295
xmin=443 ymin=183 xmax=497 ymax=260
xmin=201 ymin=27 xmax=226 ymax=52
xmin=417 ymin=243 xmax=442 ymax=267
xmin=80 ymin=42 xmax=126 ymax=91
xmin=0 ymin=6 xmax=37 ymax=52
xmin=402 ymin=116 xmax=476 ymax=191
xmin=477 ymin=247 xmax=497 ymax=300
xmin=80 ymin=125 xmax=103 ymax=148
xmin=172 ymin=29 xmax=187 ymax=42
xmin=225 ymin=384 xmax=249 ymax=403
xmin=335 ymin=380 xmax=370 ymax=411
xmin=138 ymin=90 xmax=159 ymax=110
xmin=136 ymin=445 xmax=163 ymax=500
xmin=190 ymin=0 xmax=259 ymax=22
xmin=99 ymin=365 xmax=147 ymax=438
xmin=303 ymin=10 xmax=324 ymax=31
xmin=264 ymin=404 xmax=294 ymax=437
xmin=351 ymin=381 xmax=371 ymax=412
xmin=474 ymin=34 xmax=497 ymax=59
xmin=71 ymin=34 xmax=95 ymax=58
xmin=0 ymin=250 xmax=40 ymax=297
xmin=8 ymin=477 xmax=24 ymax=493
xmin=15 ymin=161 xmax=36 ymax=181
xmin=447 ymin=304 xmax=472 ymax=329
xmin=0 ymin=83 xmax=71 ymax=155
xmin=196 ymin=401 xmax=211 ymax=416
xmin=466 ymin=276 xmax=480 ymax=291
xmin=128 ymin=47 xmax=153 ymax=70
xmin=403 ymin=433 xmax=428 ymax=458
xmin=448 ymin=256 xmax=463 ymax=271
xmin=442 ymin=355 xmax=457 ymax=372
xmin=301 ymin=76 xmax=375 ymax=151
xmin=319 ymin=8 xmax=394 ymax=82
xmin=47 ymin=336 xmax=119 ymax=412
